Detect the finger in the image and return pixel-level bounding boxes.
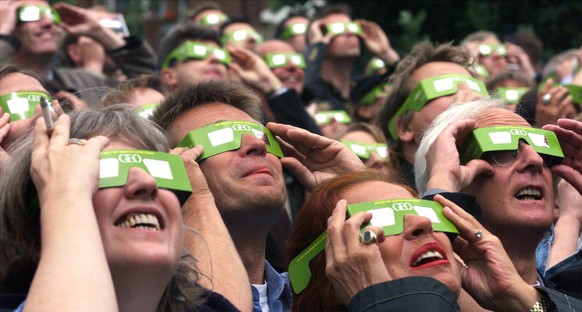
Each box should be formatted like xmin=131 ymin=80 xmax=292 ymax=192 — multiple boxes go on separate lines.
xmin=85 ymin=135 xmax=110 ymax=153
xmin=538 ymin=78 xmax=553 ymax=96
xmin=327 ymin=199 xmax=349 ymax=256
xmin=362 ymin=225 xmax=385 ymax=244
xmin=50 ymin=114 xmax=71 ymax=147
xmin=32 ymin=116 xmax=50 ymax=154
xmin=52 ymin=99 xmax=65 ymax=116
xmin=464 ymin=158 xmax=495 ymax=178
xmin=442 ymin=204 xmax=486 ymax=245
xmin=280 ymin=157 xmax=315 ymax=190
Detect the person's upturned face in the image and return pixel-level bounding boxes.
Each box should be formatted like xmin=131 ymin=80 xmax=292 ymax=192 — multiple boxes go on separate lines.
xmin=168 ymin=103 xmax=286 ymax=219
xmin=342 ymin=181 xmax=461 ymax=296
xmin=14 ymin=1 xmax=59 ymax=56
xmin=92 ymin=140 xmax=183 ymax=281
xmin=257 ymin=41 xmax=305 ymax=94
xmin=282 ymin=16 xmax=309 ymax=52
xmin=322 ymin=13 xmax=360 ymax=59
xmin=339 ymin=130 xmax=386 ymax=172
xmin=465 ymin=108 xmax=554 ymax=234
xmin=478 ymin=36 xmax=507 ymax=76
xmin=222 ymin=23 xmax=260 ymax=51
xmin=168 ymin=41 xmax=228 ymax=89
xmin=404 ymin=62 xmax=483 ymax=145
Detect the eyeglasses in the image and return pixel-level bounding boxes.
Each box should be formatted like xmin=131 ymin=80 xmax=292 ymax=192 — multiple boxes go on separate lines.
xmin=287 ymin=198 xmax=458 ymax=294
xmin=199 ymin=13 xmax=227 ymax=27
xmin=177 ymin=120 xmax=284 ymax=160
xmin=279 ymin=23 xmax=308 ymax=40
xmin=460 ymin=126 xmax=564 ymax=167
xmin=17 ymin=5 xmax=61 ymax=24
xmin=161 ymin=41 xmax=231 ymax=69
xmin=479 ymin=44 xmax=506 ymax=57
xmin=387 ymin=74 xmax=489 ymax=140
xmin=263 ymin=53 xmax=305 ymax=69
xmin=99 ymin=150 xmax=192 ymax=205
xmin=221 ymin=29 xmax=264 ymax=45
xmin=495 ymin=87 xmax=529 ymax=104
xmin=0 ymin=91 xmax=52 ymax=122
xmin=325 ymin=22 xmax=362 ymax=36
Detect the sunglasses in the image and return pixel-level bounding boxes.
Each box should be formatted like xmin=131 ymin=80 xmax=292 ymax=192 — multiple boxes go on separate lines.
xmin=263 ymin=53 xmax=305 ymax=69
xmin=387 ymin=74 xmax=489 ymax=140
xmin=161 ymin=41 xmax=231 ymax=69
xmin=288 ymin=198 xmax=458 ymax=294
xmin=99 ymin=150 xmax=192 ymax=205
xmin=176 ymin=120 xmax=284 ymax=160
xmin=0 ymin=91 xmax=52 ymax=122
xmin=459 ymin=126 xmax=564 ymax=167
xmin=17 ymin=5 xmax=61 ymax=24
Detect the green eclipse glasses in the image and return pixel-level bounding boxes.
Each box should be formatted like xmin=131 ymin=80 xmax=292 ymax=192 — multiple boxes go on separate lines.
xmin=325 ymin=22 xmax=362 ymax=36
xmin=221 ymin=29 xmax=264 ymax=45
xmin=563 ymin=84 xmax=582 ymax=104
xmin=279 ymin=23 xmax=308 ymax=39
xmin=341 ymin=140 xmax=387 ymax=160
xmin=0 ymin=91 xmax=51 ymax=122
xmin=161 ymin=41 xmax=231 ymax=69
xmin=17 ymin=5 xmax=61 ymax=24
xmin=388 ymin=74 xmax=489 ymax=140
xmin=460 ymin=126 xmax=564 ymax=167
xmin=200 ymin=13 xmax=227 ymax=27
xmin=479 ymin=44 xmax=506 ymax=57
xmin=263 ymin=53 xmax=305 ymax=69
xmin=315 ymin=110 xmax=352 ymax=126
xmin=494 ymin=87 xmax=529 ymax=104
xmin=288 ymin=198 xmax=458 ymax=294
xmin=359 ymin=82 xmax=390 ymax=106
xmin=134 ymin=103 xmax=159 ymax=119
xmin=177 ymin=120 xmax=284 ymax=160
xmin=99 ymin=150 xmax=192 ymax=204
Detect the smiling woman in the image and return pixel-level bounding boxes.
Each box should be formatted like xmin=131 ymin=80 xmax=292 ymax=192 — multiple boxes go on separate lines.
xmin=0 ymin=107 xmax=239 ymax=311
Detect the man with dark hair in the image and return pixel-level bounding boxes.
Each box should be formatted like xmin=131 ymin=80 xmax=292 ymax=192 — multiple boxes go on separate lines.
xmin=153 ymin=80 xmax=363 ymax=312
xmin=274 ymin=14 xmax=309 ymax=53
xmin=377 ymin=41 xmax=486 ymax=189
xmin=220 ymin=17 xmax=263 ymax=52
xmin=186 ymin=1 xmax=227 ymax=30
xmin=157 ymin=24 xmax=229 ymax=91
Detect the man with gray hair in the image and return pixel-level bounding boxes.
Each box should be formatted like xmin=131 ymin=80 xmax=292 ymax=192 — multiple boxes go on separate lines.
xmin=414 ymin=99 xmax=582 ymax=310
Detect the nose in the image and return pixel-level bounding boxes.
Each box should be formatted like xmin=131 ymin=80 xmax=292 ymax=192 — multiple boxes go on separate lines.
xmin=403 ymin=214 xmax=434 ymax=240
xmin=365 ymin=152 xmax=384 ymax=170
xmin=238 ymin=133 xmax=267 ymax=157
xmin=515 ymin=142 xmax=544 ymax=174
xmin=452 ymin=84 xmax=484 ymax=104
xmin=124 ymin=167 xmax=159 ymax=200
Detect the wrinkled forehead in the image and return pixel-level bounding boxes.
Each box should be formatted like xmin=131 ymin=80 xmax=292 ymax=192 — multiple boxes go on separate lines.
xmin=475 ymin=108 xmax=530 ymax=128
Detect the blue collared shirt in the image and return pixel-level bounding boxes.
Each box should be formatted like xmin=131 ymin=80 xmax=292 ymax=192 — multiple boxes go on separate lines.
xmin=251 ymin=261 xmax=292 ymax=312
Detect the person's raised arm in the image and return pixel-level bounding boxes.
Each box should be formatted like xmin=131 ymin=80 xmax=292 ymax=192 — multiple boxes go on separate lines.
xmin=543 ymin=118 xmax=582 ymax=193
xmin=25 ymin=114 xmax=115 ymax=311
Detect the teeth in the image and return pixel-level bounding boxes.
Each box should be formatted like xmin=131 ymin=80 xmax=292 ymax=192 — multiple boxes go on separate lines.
xmin=515 ymin=188 xmax=541 ymax=200
xmin=117 ymin=213 xmax=161 ymax=231
xmin=412 ymin=250 xmax=444 ymax=267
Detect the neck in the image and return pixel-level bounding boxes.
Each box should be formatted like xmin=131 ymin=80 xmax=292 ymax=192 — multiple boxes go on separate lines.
xmin=401 ymin=142 xmax=417 ymax=165
xmin=112 ymin=267 xmax=171 ymax=312
xmin=321 ymin=56 xmax=354 ymax=99
xmin=14 ymin=52 xmax=53 ymax=80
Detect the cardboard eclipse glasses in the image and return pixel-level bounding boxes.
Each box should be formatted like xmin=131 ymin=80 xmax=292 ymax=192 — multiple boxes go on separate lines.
xmin=17 ymin=5 xmax=61 ymax=24
xmin=0 ymin=91 xmax=51 ymax=122
xmin=177 ymin=121 xmax=284 ymax=160
xmin=162 ymin=41 xmax=231 ymax=69
xmin=288 ymin=199 xmax=458 ymax=294
xmin=459 ymin=126 xmax=564 ymax=167
xmin=99 ymin=150 xmax=192 ymax=205
xmin=388 ymin=74 xmax=489 ymax=140
xmin=325 ymin=22 xmax=362 ymax=36
xmin=263 ymin=53 xmax=305 ymax=69
xmin=222 ymin=29 xmax=264 ymax=45
xmin=341 ymin=140 xmax=387 ymax=160
xmin=279 ymin=23 xmax=308 ymax=39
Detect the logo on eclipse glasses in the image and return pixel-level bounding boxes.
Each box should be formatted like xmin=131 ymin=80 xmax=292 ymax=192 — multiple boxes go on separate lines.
xmin=391 ymin=202 xmax=413 ymax=211
xmin=509 ymin=129 xmax=528 ymax=136
xmin=117 ymin=154 xmax=143 ymax=163
xmin=232 ymin=124 xmax=252 ymax=131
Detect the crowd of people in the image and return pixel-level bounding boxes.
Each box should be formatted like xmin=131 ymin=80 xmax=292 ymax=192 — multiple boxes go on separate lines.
xmin=0 ymin=1 xmax=581 ymax=311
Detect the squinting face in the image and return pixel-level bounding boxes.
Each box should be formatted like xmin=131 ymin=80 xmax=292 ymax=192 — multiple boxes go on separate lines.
xmin=322 ymin=13 xmax=360 ymax=58
xmin=341 ymin=181 xmax=461 ymax=296
xmin=92 ymin=140 xmax=183 ymax=280
xmin=167 ymin=103 xmax=286 ymax=221
xmin=464 ymin=108 xmax=554 ymax=234
xmin=14 ymin=1 xmax=59 ymax=56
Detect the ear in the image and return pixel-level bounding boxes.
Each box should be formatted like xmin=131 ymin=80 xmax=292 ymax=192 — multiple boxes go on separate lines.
xmin=396 ymin=116 xmax=414 ymax=143
xmin=161 ymin=68 xmax=178 ymax=91
xmin=66 ymin=44 xmax=82 ymax=65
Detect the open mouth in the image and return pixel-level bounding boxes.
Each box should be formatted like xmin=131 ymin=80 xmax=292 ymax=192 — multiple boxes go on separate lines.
xmin=116 ymin=213 xmax=162 ymax=231
xmin=411 ymin=250 xmax=445 ymax=267
xmin=514 ymin=187 xmax=542 ymax=201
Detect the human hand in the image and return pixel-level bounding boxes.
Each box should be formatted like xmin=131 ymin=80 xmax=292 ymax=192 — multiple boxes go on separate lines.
xmin=357 ymin=19 xmax=399 ymax=65
xmin=325 ymin=199 xmax=390 ymax=304
xmin=30 ymin=114 xmax=109 ymax=204
xmin=436 ymin=195 xmax=541 ymax=312
xmin=0 ymin=0 xmax=19 ymax=35
xmin=535 ymin=79 xmax=577 ymax=127
xmin=228 ymin=46 xmax=282 ymax=94
xmin=56 ymin=90 xmax=88 ymax=112
xmin=543 ymin=118 xmax=582 ymax=193
xmin=54 ymin=2 xmax=124 ymax=50
xmin=171 ymin=145 xmax=214 ymax=202
xmin=556 ymin=178 xmax=582 ymax=222
xmin=267 ymin=122 xmax=365 ymax=191
xmin=307 ymin=19 xmax=334 ymax=45
xmin=425 ymin=119 xmax=494 ymax=192
xmin=504 ymin=42 xmax=536 ymax=78
xmin=0 ymin=107 xmax=11 ymax=162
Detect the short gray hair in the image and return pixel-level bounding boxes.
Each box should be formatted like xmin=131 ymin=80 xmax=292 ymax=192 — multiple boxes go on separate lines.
xmin=414 ymin=99 xmax=507 ymax=194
